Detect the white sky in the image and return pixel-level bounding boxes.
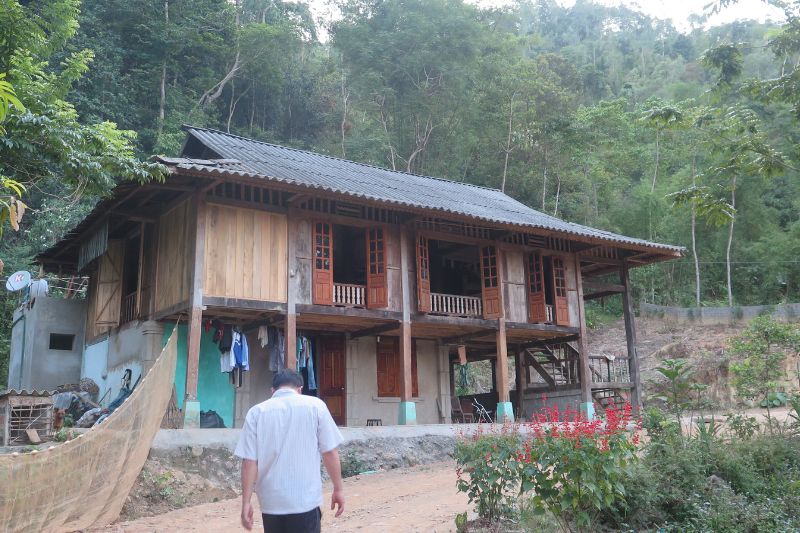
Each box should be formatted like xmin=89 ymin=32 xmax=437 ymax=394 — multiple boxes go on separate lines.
xmin=307 ymin=0 xmax=785 ymax=36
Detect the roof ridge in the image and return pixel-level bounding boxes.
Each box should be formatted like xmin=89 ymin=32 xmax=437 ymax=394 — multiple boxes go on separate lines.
xmin=182 ymin=125 xmax=507 ymax=195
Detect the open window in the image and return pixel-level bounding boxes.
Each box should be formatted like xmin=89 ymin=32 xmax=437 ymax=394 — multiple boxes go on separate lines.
xmin=313 ymin=222 xmax=388 ymax=308
xmin=417 ymin=236 xmax=488 ymax=317
xmin=525 ymin=253 xmax=570 ymax=326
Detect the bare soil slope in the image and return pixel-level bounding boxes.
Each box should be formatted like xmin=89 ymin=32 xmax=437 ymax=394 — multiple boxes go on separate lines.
xmin=95 ymin=461 xmax=469 ymax=533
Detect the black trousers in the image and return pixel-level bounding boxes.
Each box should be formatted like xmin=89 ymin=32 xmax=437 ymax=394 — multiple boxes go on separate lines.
xmin=262 ymin=508 xmax=321 ymax=533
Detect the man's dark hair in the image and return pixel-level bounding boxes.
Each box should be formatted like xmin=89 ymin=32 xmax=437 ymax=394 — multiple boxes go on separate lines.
xmin=272 ymin=369 xmax=304 ymax=390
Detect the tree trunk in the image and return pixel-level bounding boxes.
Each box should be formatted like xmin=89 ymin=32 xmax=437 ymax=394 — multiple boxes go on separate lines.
xmin=651 ymin=128 xmax=659 ymax=193
xmin=726 ymin=175 xmax=737 ymax=307
xmin=340 ymin=68 xmax=349 ymax=158
xmin=501 ymin=93 xmax=516 ymax=193
xmin=157 ymin=0 xmax=168 ymax=143
xmin=157 ymin=60 xmax=166 ymax=139
xmin=553 ymin=175 xmax=561 ymax=217
xmin=691 ymin=157 xmax=700 ymax=307
xmin=541 ymin=146 xmax=547 ymax=210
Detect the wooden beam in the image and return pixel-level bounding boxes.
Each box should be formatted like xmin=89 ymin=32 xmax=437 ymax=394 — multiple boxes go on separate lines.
xmin=527 ymin=354 xmax=557 ymax=388
xmin=152 ymin=300 xmax=190 ymax=321
xmin=441 ymin=328 xmax=497 ymax=345
xmin=575 ymin=255 xmax=592 ymax=411
xmin=620 ymin=260 xmax=642 ymax=411
xmin=185 ymin=193 xmax=206 ymax=402
xmin=285 ymin=210 xmax=298 ymax=370
xmin=582 ymin=281 xmax=625 ymax=293
xmin=202 ymin=297 xmax=287 ymax=312
xmin=350 ymin=321 xmax=399 ymax=339
xmin=296 ymin=304 xmax=402 ymax=321
xmin=399 ymin=229 xmax=413 ymax=403
xmin=505 ymin=321 xmax=580 ymax=336
xmin=495 ymin=317 xmax=510 ymax=403
xmin=592 ymin=382 xmax=635 ymax=389
xmin=515 ymin=345 xmax=525 ymax=418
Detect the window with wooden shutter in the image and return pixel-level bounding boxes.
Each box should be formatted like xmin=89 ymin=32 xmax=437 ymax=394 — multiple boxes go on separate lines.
xmin=480 ymin=245 xmax=501 ymax=319
xmin=376 ymin=337 xmax=419 ymax=397
xmin=551 ymin=257 xmax=570 ymax=326
xmin=366 ymin=228 xmax=388 ymax=308
xmin=312 ymin=222 xmax=333 ymax=305
xmin=416 ymin=235 xmax=431 ymax=312
xmin=526 ymin=252 xmax=547 ymax=323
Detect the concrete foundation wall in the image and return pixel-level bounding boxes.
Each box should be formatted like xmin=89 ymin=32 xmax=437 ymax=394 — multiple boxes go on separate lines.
xmin=641 ymin=301 xmax=800 ymax=326
xmin=523 ymin=387 xmax=581 ymax=416
xmin=82 ymin=321 xmax=163 ymax=405
xmin=7 ymin=296 xmax=86 ymax=390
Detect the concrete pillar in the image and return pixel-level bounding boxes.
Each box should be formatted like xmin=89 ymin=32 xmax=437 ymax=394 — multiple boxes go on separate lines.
xmin=140 ymin=321 xmax=165 ymax=374
xmin=436 ymin=343 xmax=452 ymax=423
xmin=345 ymin=336 xmax=359 ymax=427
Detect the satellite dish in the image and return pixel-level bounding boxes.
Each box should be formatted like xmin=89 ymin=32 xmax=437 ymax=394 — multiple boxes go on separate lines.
xmin=6 ymin=270 xmax=31 ymax=292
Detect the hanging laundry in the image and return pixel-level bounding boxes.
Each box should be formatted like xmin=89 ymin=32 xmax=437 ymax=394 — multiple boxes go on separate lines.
xmin=257 ymin=326 xmax=270 ymax=348
xmin=267 ymin=326 xmax=285 ymax=371
xmin=232 ymin=329 xmax=250 ymax=372
xmin=296 ymin=336 xmax=317 ymax=391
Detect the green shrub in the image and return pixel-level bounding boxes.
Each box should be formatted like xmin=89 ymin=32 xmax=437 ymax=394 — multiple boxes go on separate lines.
xmin=454 ymin=429 xmax=521 ymax=520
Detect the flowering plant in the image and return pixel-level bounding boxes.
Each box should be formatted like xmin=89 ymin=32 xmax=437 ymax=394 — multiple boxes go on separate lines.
xmin=454 ymin=401 xmax=641 ymax=531
xmin=454 ymin=424 xmax=521 ymax=520
xmin=518 ymin=401 xmax=640 ymax=532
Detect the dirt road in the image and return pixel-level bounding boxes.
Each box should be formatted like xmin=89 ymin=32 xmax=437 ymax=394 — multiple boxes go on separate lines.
xmin=96 ymin=461 xmax=469 ymax=533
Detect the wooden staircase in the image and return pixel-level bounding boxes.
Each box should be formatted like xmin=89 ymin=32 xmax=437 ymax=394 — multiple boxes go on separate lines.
xmin=523 ymin=342 xmax=633 ymax=414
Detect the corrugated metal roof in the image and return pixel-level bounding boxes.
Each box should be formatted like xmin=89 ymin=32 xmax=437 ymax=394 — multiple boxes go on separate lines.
xmin=180 ymin=126 xmax=683 ymax=253
xmin=0 ymin=390 xmax=54 ymax=398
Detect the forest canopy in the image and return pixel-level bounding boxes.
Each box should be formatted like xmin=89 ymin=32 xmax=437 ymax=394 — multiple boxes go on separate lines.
xmin=2 ymin=0 xmax=800 ymax=309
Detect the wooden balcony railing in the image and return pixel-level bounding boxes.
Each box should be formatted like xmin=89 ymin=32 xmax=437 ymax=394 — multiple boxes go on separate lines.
xmin=430 ymin=293 xmax=483 ymax=317
xmin=333 ymin=283 xmax=366 ymax=307
xmin=121 ymin=292 xmax=138 ymax=324
xmin=589 ymin=355 xmax=631 ymax=385
xmin=545 ymin=304 xmax=554 ymax=323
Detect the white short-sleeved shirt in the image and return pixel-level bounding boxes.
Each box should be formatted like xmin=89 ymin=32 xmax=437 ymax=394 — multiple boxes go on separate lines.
xmin=234 ymin=388 xmax=344 ymax=515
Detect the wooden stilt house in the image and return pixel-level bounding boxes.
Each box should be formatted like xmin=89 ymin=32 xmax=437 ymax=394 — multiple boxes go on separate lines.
xmin=35 ymin=126 xmax=683 ymax=427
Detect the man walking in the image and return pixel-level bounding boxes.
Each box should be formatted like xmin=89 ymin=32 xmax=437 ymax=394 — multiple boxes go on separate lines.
xmin=235 ymin=369 xmax=345 ymax=532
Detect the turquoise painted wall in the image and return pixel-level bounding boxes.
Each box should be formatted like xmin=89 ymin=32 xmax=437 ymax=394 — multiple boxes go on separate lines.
xmin=163 ymin=324 xmax=235 ymax=428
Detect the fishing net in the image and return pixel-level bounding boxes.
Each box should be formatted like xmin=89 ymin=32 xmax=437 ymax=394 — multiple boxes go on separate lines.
xmin=0 ymin=326 xmax=178 ymax=533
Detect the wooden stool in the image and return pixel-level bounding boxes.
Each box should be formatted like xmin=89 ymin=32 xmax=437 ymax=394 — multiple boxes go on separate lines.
xmin=366 ymin=419 xmax=382 ymax=426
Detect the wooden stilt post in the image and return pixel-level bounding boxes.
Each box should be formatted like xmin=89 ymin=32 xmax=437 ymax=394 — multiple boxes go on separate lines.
xmin=620 ymin=259 xmax=642 ymax=411
xmin=495 ymin=318 xmax=513 ymax=422
xmin=515 ymin=345 xmax=525 ymax=420
xmin=398 ymin=229 xmax=416 ymax=424
xmin=574 ymin=254 xmax=593 ymax=419
xmin=285 ymin=214 xmax=298 ymax=370
xmin=184 ymin=192 xmax=206 ymax=428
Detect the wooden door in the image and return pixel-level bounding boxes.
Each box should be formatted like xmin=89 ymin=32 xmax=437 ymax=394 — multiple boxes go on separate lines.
xmin=481 ymin=245 xmax=502 ymax=319
xmin=319 ymin=336 xmax=346 ymax=425
xmin=551 ymin=257 xmax=570 ymax=326
xmin=366 ymin=228 xmax=388 ymax=308
xmin=312 ymin=222 xmax=333 ymax=305
xmin=94 ymin=240 xmax=124 ymax=327
xmin=526 ymin=252 xmax=547 ymax=323
xmin=416 ymin=235 xmax=431 ymax=312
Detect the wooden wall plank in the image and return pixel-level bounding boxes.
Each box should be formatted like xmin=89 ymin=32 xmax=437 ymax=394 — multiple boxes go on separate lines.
xmin=155 ymin=199 xmax=192 ymax=314
xmin=202 ymin=204 xmax=287 ymax=303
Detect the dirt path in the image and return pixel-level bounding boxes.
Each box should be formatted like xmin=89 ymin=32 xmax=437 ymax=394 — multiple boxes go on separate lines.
xmin=96 ymin=461 xmax=469 ymax=533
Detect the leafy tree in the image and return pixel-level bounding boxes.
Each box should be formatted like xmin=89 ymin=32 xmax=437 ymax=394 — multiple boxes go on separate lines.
xmin=730 ymin=316 xmax=800 ymax=430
